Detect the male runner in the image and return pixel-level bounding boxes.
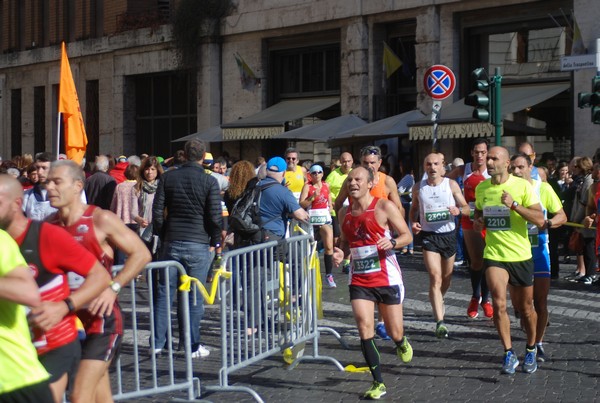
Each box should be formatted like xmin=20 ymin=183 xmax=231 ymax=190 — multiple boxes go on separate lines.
xmin=284 ymin=147 xmax=306 ymax=201
xmin=510 ymin=154 xmax=566 ymax=362
xmin=0 ymin=229 xmax=53 ymax=403
xmin=410 ymin=153 xmax=469 ymax=338
xmin=473 ymin=146 xmax=544 ymax=374
xmin=0 ymin=174 xmax=110 ymax=403
xmin=46 ymin=160 xmax=151 ymax=403
xmin=335 ymin=166 xmax=413 ymax=400
xmin=447 ymin=138 xmax=493 ymax=319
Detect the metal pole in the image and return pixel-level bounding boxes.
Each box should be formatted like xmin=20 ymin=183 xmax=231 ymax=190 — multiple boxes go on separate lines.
xmin=494 ymin=67 xmax=502 ymax=146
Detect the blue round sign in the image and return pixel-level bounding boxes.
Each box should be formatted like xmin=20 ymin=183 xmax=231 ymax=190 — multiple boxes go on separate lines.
xmin=424 ymin=65 xmax=456 ymax=100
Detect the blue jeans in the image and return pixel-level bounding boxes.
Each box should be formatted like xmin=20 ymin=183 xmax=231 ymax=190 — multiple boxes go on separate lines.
xmin=153 ymin=241 xmax=212 ymax=351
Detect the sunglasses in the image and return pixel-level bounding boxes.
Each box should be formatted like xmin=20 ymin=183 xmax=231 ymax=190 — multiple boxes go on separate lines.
xmin=286 ymin=157 xmax=297 ymax=161
xmin=310 ymin=171 xmax=323 ymax=175
xmin=360 ymin=147 xmax=381 ymax=156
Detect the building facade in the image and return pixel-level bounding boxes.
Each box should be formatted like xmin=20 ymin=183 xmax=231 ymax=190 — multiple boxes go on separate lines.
xmin=0 ymin=0 xmax=598 ymax=166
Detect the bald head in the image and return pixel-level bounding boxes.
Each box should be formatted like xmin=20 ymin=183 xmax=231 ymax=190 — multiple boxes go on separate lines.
xmin=0 ymin=174 xmax=24 ymax=200
xmin=489 ymin=146 xmax=509 ymax=160
xmin=339 ymin=152 xmax=354 ymax=174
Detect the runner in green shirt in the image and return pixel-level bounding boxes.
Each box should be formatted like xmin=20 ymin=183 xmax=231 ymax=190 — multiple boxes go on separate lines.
xmin=474 ymin=146 xmax=545 ymax=375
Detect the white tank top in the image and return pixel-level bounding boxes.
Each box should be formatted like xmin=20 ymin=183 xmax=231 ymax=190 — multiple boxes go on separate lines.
xmin=418 ymin=177 xmax=456 ymax=233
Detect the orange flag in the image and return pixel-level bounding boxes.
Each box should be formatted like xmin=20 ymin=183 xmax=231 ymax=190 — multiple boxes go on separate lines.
xmin=58 ymin=42 xmax=88 ymax=165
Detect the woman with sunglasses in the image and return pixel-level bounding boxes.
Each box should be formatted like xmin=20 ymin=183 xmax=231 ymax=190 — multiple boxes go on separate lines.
xmin=300 ymin=164 xmax=336 ymax=287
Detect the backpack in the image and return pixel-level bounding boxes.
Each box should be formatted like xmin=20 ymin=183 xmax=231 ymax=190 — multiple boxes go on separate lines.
xmin=228 ymin=179 xmax=279 ymax=243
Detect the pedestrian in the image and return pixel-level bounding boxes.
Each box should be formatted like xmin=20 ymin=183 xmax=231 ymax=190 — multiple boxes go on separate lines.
xmin=0 ymin=228 xmax=54 ymax=403
xmin=110 ymin=164 xmax=139 ymax=264
xmin=151 ymin=139 xmax=222 ymax=359
xmin=397 ymin=161 xmax=415 ymax=256
xmin=410 ymin=153 xmax=469 ymax=338
xmin=0 ymin=174 xmax=111 ymax=403
xmin=510 ymin=153 xmax=566 ymax=362
xmin=131 ymin=156 xmax=163 ymax=257
xmin=46 ymin=159 xmax=151 ymax=402
xmin=223 ymin=160 xmax=257 ymax=248
xmin=334 ymin=166 xmax=413 ymax=400
xmin=22 ymin=152 xmax=57 ymax=220
xmin=300 ymin=164 xmax=336 ymax=287
xmin=446 ymin=138 xmax=493 ymax=319
xmin=284 ymin=147 xmax=306 ymax=201
xmin=473 ymin=146 xmax=545 ymax=374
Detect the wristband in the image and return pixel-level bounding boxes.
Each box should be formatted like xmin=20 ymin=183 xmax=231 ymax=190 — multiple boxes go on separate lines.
xmin=64 ymin=297 xmax=76 ymax=314
xmin=511 ymin=201 xmax=519 ymax=211
xmin=390 ymin=238 xmax=397 ymax=249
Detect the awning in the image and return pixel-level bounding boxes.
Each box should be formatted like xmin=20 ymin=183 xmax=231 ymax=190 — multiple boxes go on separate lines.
xmin=171 ymin=126 xmax=222 ymax=143
xmin=334 ymin=109 xmax=425 ymax=139
xmin=408 ymin=82 xmax=569 ymax=140
xmin=275 ymin=114 xmax=366 ymax=141
xmin=221 ymin=97 xmax=339 ymax=140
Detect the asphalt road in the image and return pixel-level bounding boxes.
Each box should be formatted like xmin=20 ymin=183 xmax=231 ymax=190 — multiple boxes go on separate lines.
xmin=112 ymin=252 xmax=600 ymax=402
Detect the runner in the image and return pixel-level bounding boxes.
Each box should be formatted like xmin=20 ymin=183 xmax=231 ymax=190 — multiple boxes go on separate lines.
xmin=284 ymin=147 xmax=305 ymax=201
xmin=473 ymin=146 xmax=544 ymax=374
xmin=46 ymin=160 xmax=151 ymax=403
xmin=510 ymin=153 xmax=566 ymax=362
xmin=335 ymin=166 xmax=413 ymax=400
xmin=299 ymin=164 xmax=336 ymax=287
xmin=410 ymin=153 xmax=469 ymax=338
xmin=0 ymin=174 xmax=111 ymax=403
xmin=447 ymin=138 xmax=493 ymax=319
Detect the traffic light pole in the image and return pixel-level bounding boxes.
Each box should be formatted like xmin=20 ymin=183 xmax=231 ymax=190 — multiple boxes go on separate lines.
xmin=493 ymin=67 xmax=502 ymax=146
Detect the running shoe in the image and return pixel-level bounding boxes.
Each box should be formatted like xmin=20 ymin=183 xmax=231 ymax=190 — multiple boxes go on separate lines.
xmin=481 ymin=300 xmax=494 ymax=318
xmin=522 ymin=348 xmax=538 ymax=373
xmin=467 ymin=297 xmax=480 ymax=318
xmin=536 ymin=344 xmax=546 ymax=362
xmin=326 ymin=274 xmax=337 ymax=288
xmin=500 ymin=350 xmax=519 ymax=374
xmin=435 ymin=322 xmax=449 ymax=339
xmin=375 ymin=322 xmax=391 ymax=341
xmin=149 ymin=348 xmax=162 ymax=356
xmin=191 ymin=344 xmax=210 ymax=358
xmin=578 ymin=275 xmax=593 ymax=285
xmin=396 ymin=336 xmax=413 ymax=363
xmin=364 ymin=381 xmax=386 ymax=400
xmin=453 ymin=260 xmax=464 ymax=267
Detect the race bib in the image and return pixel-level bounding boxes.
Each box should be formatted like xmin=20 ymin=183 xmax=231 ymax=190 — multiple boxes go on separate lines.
xmin=350 ymin=245 xmax=381 ymax=274
xmin=527 ymin=223 xmax=539 ymax=247
xmin=309 ymin=208 xmax=331 ymax=225
xmin=483 ymin=205 xmax=511 ymax=231
xmin=424 ymin=203 xmax=451 ymax=223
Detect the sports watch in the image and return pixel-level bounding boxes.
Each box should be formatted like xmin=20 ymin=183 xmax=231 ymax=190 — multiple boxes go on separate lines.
xmin=110 ymin=281 xmax=122 ymax=295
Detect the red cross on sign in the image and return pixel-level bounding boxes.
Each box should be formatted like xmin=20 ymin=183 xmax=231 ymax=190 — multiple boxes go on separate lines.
xmin=424 ymin=65 xmax=456 ymax=100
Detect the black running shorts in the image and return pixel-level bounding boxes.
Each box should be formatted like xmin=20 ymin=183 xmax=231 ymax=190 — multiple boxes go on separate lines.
xmin=421 ymin=231 xmax=457 ymax=259
xmin=484 ymin=258 xmax=534 ymax=287
xmin=349 ymin=284 xmax=405 ymax=305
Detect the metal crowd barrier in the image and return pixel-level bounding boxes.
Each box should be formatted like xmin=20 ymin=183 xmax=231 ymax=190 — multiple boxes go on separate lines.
xmin=111 ymin=261 xmax=200 ymax=401
xmin=203 ymin=233 xmax=344 ymax=403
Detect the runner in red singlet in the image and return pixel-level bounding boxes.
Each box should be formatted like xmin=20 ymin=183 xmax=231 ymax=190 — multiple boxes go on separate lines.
xmin=334 ymin=166 xmax=413 ymax=400
xmin=46 ymin=160 xmax=151 ymax=403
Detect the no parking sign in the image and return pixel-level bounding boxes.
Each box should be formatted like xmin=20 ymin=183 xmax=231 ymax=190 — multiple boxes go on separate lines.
xmin=424 ymin=65 xmax=456 ymax=100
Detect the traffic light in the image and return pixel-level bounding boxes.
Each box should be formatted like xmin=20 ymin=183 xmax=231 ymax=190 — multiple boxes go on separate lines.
xmin=591 ymin=76 xmax=600 ymax=124
xmin=577 ymin=75 xmax=600 ymax=124
xmin=464 ymin=68 xmax=491 ymax=122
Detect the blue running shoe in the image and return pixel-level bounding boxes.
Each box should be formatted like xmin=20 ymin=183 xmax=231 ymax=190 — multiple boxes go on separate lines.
xmin=522 ymin=348 xmax=538 ymax=373
xmin=375 ymin=322 xmax=391 ymax=341
xmin=501 ymin=350 xmax=519 ymax=374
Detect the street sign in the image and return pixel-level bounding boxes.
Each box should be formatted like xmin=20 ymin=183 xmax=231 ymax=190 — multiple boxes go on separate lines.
xmin=560 ymin=54 xmax=597 ymax=71
xmin=424 ymin=65 xmax=456 ymax=100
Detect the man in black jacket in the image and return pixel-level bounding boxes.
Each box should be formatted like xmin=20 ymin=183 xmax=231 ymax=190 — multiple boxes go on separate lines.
xmin=151 ymin=139 xmax=223 ymax=359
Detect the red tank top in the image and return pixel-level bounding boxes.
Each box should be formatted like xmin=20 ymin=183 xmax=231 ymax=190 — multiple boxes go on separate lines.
xmin=52 ymin=205 xmax=122 ymax=335
xmin=342 ymin=197 xmax=403 ymax=287
xmin=307 ymin=182 xmax=330 ymax=210
xmin=461 ymin=165 xmax=488 ymax=231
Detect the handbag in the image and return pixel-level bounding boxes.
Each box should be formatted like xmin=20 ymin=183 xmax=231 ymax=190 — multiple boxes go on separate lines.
xmin=140 ymin=223 xmax=154 ymax=243
xmin=568 ymin=231 xmax=584 ymax=253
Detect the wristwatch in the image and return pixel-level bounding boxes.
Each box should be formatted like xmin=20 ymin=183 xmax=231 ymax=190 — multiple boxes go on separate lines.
xmin=511 ymin=201 xmax=519 ymax=210
xmin=110 ymin=281 xmax=122 ymax=295
xmin=390 ymin=238 xmax=397 ymax=249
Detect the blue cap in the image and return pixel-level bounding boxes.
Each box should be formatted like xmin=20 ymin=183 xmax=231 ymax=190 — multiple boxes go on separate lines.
xmin=309 ymin=164 xmax=323 ymax=174
xmin=267 ymin=156 xmax=287 ymax=173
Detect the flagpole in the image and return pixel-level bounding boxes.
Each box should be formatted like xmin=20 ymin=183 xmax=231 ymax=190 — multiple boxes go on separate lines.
xmin=56 ymin=112 xmax=61 ymax=160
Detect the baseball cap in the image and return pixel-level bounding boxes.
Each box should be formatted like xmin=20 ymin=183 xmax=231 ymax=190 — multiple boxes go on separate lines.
xmin=309 ymin=164 xmax=323 ymax=174
xmin=117 ymin=155 xmax=127 ymax=163
xmin=156 ymin=156 xmax=164 ymax=164
xmin=267 ymin=157 xmax=287 ymax=173
xmin=203 ymin=152 xmax=214 ymax=164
